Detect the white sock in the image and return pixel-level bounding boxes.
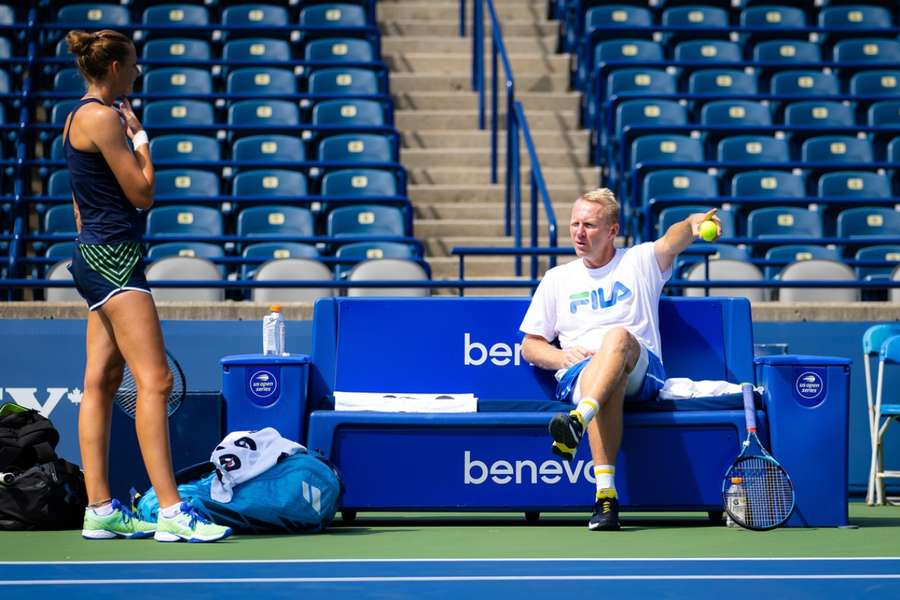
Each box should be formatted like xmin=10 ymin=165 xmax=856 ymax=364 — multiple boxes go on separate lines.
xmin=89 ymin=501 xmax=114 ymax=516
xmin=160 ymin=502 xmax=182 ymax=519
xmin=594 ymin=465 xmax=616 ymax=498
xmin=574 ymin=397 xmax=599 ymax=425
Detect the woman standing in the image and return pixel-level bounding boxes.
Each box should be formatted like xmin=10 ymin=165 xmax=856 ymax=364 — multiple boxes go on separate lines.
xmin=63 ymin=29 xmax=230 ymax=542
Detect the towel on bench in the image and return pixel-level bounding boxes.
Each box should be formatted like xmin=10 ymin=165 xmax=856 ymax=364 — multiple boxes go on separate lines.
xmin=658 ymin=378 xmax=743 ymax=400
xmin=334 ymin=392 xmax=478 ymax=413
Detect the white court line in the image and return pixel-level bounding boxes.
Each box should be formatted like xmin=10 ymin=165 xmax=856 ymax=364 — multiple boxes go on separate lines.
xmin=1 ymin=557 xmax=899 ymax=566
xmin=2 ymin=574 xmax=900 ymax=586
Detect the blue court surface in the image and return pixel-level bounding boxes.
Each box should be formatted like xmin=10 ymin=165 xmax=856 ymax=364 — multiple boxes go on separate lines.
xmin=1 ymin=558 xmax=898 ymax=599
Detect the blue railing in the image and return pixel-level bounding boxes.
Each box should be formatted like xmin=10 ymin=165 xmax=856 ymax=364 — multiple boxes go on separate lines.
xmin=468 ymin=0 xmax=558 ymax=277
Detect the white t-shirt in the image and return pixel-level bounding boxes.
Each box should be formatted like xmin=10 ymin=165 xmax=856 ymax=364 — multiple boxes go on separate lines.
xmin=519 ymin=242 xmax=671 ymax=378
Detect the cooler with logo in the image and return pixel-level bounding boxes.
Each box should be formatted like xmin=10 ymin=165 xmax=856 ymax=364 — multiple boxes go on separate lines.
xmin=755 ymin=355 xmax=851 ymax=527
xmin=221 ymin=354 xmax=310 ymax=442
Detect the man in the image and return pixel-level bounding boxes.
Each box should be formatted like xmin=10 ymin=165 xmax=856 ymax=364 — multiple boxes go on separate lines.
xmin=519 ymin=188 xmax=720 ymax=531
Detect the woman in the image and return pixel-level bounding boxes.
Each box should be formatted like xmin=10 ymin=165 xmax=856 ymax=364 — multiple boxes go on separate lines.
xmin=63 ymin=29 xmax=230 ymax=542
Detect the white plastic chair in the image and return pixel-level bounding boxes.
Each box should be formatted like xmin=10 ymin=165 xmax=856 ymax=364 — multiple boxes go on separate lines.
xmin=777 ymin=259 xmax=858 ymax=302
xmin=347 ymin=258 xmax=430 ymax=297
xmin=145 ymin=256 xmax=224 ymax=301
xmin=45 ymin=260 xmax=83 ymax=302
xmin=252 ymin=257 xmax=335 ymax=303
xmin=682 ymin=259 xmax=766 ymax=301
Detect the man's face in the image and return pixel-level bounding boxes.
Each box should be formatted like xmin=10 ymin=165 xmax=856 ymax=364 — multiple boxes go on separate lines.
xmin=569 ymin=199 xmax=618 ymax=266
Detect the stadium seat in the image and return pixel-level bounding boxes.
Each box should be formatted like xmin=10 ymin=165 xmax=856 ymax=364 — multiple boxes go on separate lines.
xmin=146 ymin=205 xmax=223 ymax=238
xmin=346 ymin=258 xmax=430 ymax=297
xmin=47 ymin=169 xmax=71 ymax=197
xmin=57 ymin=4 xmax=130 ymax=26
xmin=222 ymin=5 xmax=289 ymax=28
xmin=142 ymin=5 xmax=209 ymax=29
xmin=0 ymin=37 xmax=10 ymax=60
xmin=849 ymin=71 xmax=900 ymax=98
xmin=855 ymin=245 xmax=900 ymax=282
xmin=802 ymin=136 xmax=874 ymax=165
xmin=770 ymin=70 xmax=840 ymax=96
xmin=753 ymin=41 xmax=821 ymax=64
xmin=0 ymin=6 xmax=13 ymax=27
xmin=45 ymin=260 xmax=82 ymax=302
xmin=304 ymin=38 xmax=374 ymax=63
xmin=682 ymin=259 xmax=767 ymax=302
xmin=700 ymin=100 xmax=772 ymax=127
xmin=785 ymin=101 xmax=856 ymax=127
xmin=334 ymin=241 xmax=417 ymax=277
xmin=44 ymin=204 xmax=76 ymax=234
xmin=227 ymin=100 xmax=300 ymax=135
xmin=837 ymin=207 xmax=900 ymax=239
xmin=607 ymin=68 xmax=677 ymax=102
xmin=688 ymin=69 xmax=758 ymax=97
xmin=674 ymin=41 xmax=742 ymax=64
xmin=318 ymin=134 xmax=396 ymax=163
xmin=581 ymin=39 xmax=663 ymax=89
xmin=661 ymin=6 xmax=730 ymax=45
xmin=312 ymin=99 xmax=386 ymax=126
xmin=833 ymin=39 xmax=900 ymax=64
xmin=251 ymin=258 xmax=334 ymax=303
xmin=45 ymin=241 xmax=76 ymax=263
xmin=718 ymin=136 xmax=790 ymax=164
xmin=570 ymin=5 xmax=653 ymax=53
xmin=740 ymin=6 xmax=807 ymax=44
xmin=53 ymin=68 xmax=84 ymax=92
xmin=143 ymin=68 xmax=214 ymax=95
xmin=658 ymin=205 xmax=735 ymax=238
xmin=308 ymin=67 xmax=381 ymax=95
xmin=777 ymin=259 xmax=859 ymax=302
xmin=241 ymin=242 xmax=319 ymax=279
xmin=232 ymin=169 xmax=308 ymax=198
xmin=142 ymin=39 xmax=211 ymax=62
xmin=232 ymin=135 xmax=305 ymax=162
xmin=236 ymin=206 xmax=315 ymax=239
xmin=642 ymin=170 xmax=718 ymax=207
xmin=149 ymin=135 xmax=221 ymax=163
xmin=147 ymin=242 xmax=224 ymax=262
xmin=630 ymin=135 xmax=703 ymax=170
xmin=764 ymin=245 xmax=842 ymax=279
xmin=223 ymin=38 xmax=291 ymax=63
xmin=747 ymin=207 xmax=824 ymax=239
xmin=300 ymin=4 xmax=368 ymax=28
xmin=327 ymin=205 xmax=406 ymax=237
xmin=673 ymin=243 xmax=751 ymax=278
xmin=226 ymin=67 xmax=296 ymax=96
xmin=155 ymin=169 xmax=220 ymax=199
xmin=143 ymin=101 xmax=215 ymax=127
xmin=321 ymin=168 xmax=399 ymax=197
xmin=731 ymin=170 xmax=807 ymax=204
xmin=819 ymin=171 xmax=892 ymax=199
xmin=819 ymin=6 xmax=893 ymax=32
xmin=868 ymin=100 xmax=900 ymax=127
xmin=615 ymin=100 xmax=688 ymax=139
xmin=51 ymin=100 xmax=80 ymax=125
xmin=145 ymin=256 xmax=224 ymax=302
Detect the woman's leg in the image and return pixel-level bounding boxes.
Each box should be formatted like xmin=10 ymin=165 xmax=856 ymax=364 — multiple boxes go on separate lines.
xmin=79 ymin=310 xmax=125 ymax=504
xmin=99 ymin=290 xmax=179 ymax=508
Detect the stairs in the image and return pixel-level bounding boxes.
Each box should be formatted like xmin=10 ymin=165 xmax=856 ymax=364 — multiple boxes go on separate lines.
xmin=379 ymin=0 xmax=598 ymax=294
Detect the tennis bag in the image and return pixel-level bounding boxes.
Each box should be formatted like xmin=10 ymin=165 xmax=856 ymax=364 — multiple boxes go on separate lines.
xmin=0 ymin=459 xmax=88 ymax=530
xmin=0 ymin=403 xmax=60 ymax=471
xmin=136 ymin=450 xmax=343 ymax=534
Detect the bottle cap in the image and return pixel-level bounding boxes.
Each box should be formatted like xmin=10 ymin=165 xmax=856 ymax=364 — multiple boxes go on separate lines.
xmin=731 ymin=476 xmax=743 ymax=485
xmin=270 ymin=305 xmax=282 ymax=312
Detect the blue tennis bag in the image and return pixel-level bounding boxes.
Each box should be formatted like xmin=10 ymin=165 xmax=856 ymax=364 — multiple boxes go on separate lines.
xmin=136 ymin=450 xmax=343 ymax=534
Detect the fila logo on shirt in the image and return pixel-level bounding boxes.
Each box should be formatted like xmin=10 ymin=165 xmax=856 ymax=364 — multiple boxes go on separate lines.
xmin=569 ymin=282 xmax=632 ymax=314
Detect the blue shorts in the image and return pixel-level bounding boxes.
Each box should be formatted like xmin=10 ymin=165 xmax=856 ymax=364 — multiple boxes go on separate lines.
xmin=555 ymin=345 xmax=666 ymax=405
xmin=67 ymin=242 xmax=151 ymax=311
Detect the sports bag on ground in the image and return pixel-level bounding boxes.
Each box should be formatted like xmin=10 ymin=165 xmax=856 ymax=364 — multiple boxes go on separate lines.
xmin=0 ymin=458 xmax=88 ymax=530
xmin=0 ymin=403 xmax=59 ymax=471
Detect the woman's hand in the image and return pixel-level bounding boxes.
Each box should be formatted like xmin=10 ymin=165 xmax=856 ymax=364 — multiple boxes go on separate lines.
xmin=117 ymin=97 xmax=143 ymax=139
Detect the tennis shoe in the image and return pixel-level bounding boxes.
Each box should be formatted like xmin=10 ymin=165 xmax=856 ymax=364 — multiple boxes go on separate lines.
xmin=588 ymin=494 xmax=621 ymax=531
xmin=154 ymin=503 xmax=233 ymax=543
xmin=81 ymin=499 xmax=156 ymax=539
xmin=549 ymin=410 xmax=585 ymax=462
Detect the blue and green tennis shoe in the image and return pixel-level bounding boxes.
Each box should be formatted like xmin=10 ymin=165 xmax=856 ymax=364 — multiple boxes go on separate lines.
xmin=81 ymin=499 xmax=156 ymax=539
xmin=154 ymin=503 xmax=233 ymax=543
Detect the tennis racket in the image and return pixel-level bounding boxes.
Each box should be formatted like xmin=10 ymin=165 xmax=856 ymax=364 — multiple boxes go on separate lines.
xmin=722 ymin=382 xmax=795 ymax=531
xmin=114 ymin=350 xmax=185 ymax=418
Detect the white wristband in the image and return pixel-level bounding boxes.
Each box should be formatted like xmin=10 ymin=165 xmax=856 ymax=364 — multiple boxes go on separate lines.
xmin=132 ymin=130 xmax=149 ymax=151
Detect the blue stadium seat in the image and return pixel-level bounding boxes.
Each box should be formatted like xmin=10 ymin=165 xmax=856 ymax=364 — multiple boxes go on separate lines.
xmin=232 ymin=169 xmax=308 ymax=198
xmin=785 ymin=101 xmax=856 ymax=127
xmin=581 ymin=39 xmax=663 ymax=89
xmin=308 ymin=67 xmax=381 ymax=95
xmin=0 ymin=5 xmax=12 ymax=26
xmin=241 ymin=242 xmax=320 ymax=279
xmin=641 ymin=169 xmax=718 ymax=207
xmin=143 ymin=101 xmax=215 ymax=127
xmin=232 ymin=135 xmax=305 ymax=162
xmin=312 ymin=99 xmax=386 ymax=126
xmin=142 ymin=5 xmax=209 ymax=29
xmin=764 ymin=245 xmax=842 ymax=279
xmin=747 ymin=207 xmax=824 ymax=239
xmin=47 ymin=169 xmax=70 ymax=196
xmin=155 ymin=169 xmax=220 ymax=199
xmin=731 ymin=170 xmax=806 ymax=199
xmin=44 ymin=204 xmax=76 ymax=234
xmin=149 ymin=135 xmax=221 ymax=163
xmin=661 ymin=6 xmax=730 ymax=45
xmin=321 ymin=168 xmax=399 ymax=197
xmin=53 ymin=68 xmax=84 ymax=92
xmin=226 ymin=67 xmax=296 ymax=95
xmin=688 ymin=70 xmax=758 ymax=97
xmin=144 ymin=67 xmax=213 ymax=95
xmin=223 ymin=38 xmax=291 ymax=63
xmin=819 ymin=6 xmax=893 ymax=32
xmin=869 ymin=100 xmax=900 ymax=127
xmin=802 ymin=136 xmax=874 ymax=165
xmin=0 ymin=37 xmax=10 ymax=60
xmin=571 ymin=5 xmax=653 ymax=52
xmin=700 ymin=100 xmax=772 ymax=126
xmin=222 ymin=4 xmax=289 ymax=28
xmin=334 ymin=241 xmax=417 ymax=278
xmin=607 ymin=69 xmax=677 ymax=102
xmin=855 ymin=244 xmax=900 ymax=281
xmin=327 ymin=205 xmax=406 ymax=237
xmin=753 ymin=41 xmax=821 ymax=63
xmin=147 ymin=242 xmax=224 ymax=262
xmin=740 ymin=6 xmax=807 ymax=44
xmin=837 ymin=207 xmax=900 ymax=239
xmin=237 ymin=206 xmax=315 ymax=238
xmin=615 ymin=99 xmax=688 ymax=138
xmin=300 ymin=4 xmax=368 ymax=28
xmin=819 ymin=171 xmax=891 ymax=199
xmin=318 ymin=134 xmax=395 ymax=163
xmin=674 ymin=243 xmax=750 ymax=278
xmin=887 ymin=137 xmax=900 ymax=165
xmin=631 ymin=135 xmax=704 ymax=170
xmin=304 ymin=38 xmax=374 ymax=63
xmin=57 ymin=4 xmax=130 ymax=26
xmin=227 ymin=100 xmax=300 ymax=134
xmin=770 ymin=70 xmax=840 ymax=96
xmin=142 ymin=39 xmax=211 ymax=62
xmin=50 ymin=134 xmax=65 ymax=161
xmin=146 ymin=205 xmax=223 ymax=237
xmin=833 ymin=39 xmax=900 ymax=64
xmin=51 ymin=100 xmax=80 ymax=125
xmin=718 ymin=136 xmax=790 ymax=164
xmin=850 ymin=71 xmax=900 ymax=98
xmin=658 ymin=205 xmax=735 ymax=238
xmin=45 ymin=241 xmax=76 ymax=262
xmin=674 ymin=41 xmax=742 ymax=63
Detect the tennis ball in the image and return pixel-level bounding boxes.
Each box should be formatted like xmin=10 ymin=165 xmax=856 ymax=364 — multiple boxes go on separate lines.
xmin=699 ymin=220 xmax=718 ymax=242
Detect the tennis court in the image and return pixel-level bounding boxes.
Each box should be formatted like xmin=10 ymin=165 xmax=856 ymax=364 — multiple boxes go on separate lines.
xmin=1 ymin=504 xmax=898 ymax=598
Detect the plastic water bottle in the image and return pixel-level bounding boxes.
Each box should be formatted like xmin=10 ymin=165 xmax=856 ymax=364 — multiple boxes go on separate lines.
xmin=263 ymin=305 xmax=285 ymax=356
xmin=726 ymin=476 xmax=747 ymax=528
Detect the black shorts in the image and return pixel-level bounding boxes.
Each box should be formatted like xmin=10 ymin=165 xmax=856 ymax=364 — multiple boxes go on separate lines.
xmin=67 ymin=241 xmax=151 ymax=310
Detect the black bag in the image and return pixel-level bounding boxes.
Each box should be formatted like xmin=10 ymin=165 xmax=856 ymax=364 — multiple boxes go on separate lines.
xmin=0 ymin=459 xmax=87 ymax=530
xmin=0 ymin=404 xmax=59 ymax=471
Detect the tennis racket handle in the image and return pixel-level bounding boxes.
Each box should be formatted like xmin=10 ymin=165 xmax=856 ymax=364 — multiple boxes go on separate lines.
xmin=741 ymin=382 xmax=757 ymax=432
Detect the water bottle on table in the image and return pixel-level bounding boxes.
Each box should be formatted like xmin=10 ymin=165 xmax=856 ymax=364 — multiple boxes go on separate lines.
xmin=263 ymin=305 xmax=285 ymax=356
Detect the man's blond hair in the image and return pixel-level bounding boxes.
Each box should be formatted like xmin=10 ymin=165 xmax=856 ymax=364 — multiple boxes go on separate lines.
xmin=577 ymin=188 xmax=619 ymax=225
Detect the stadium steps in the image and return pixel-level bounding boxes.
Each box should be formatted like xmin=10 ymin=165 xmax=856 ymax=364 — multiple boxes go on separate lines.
xmin=380 ymin=0 xmax=599 ymax=295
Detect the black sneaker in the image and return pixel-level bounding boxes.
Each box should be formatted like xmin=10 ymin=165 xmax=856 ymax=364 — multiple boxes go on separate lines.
xmin=549 ymin=410 xmax=585 ymax=462
xmin=588 ymin=495 xmax=621 ymax=531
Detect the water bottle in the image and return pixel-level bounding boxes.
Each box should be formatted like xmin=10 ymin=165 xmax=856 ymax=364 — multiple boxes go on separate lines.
xmin=262 ymin=305 xmax=285 ymax=356
xmin=726 ymin=476 xmax=747 ymax=528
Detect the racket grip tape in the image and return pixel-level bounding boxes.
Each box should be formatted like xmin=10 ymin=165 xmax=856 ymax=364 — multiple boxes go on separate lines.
xmin=741 ymin=382 xmax=757 ymax=432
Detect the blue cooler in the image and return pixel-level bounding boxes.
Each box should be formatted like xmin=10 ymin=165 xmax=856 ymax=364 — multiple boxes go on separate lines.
xmin=221 ymin=354 xmax=310 ymax=442
xmin=756 ymin=355 xmax=851 ymax=527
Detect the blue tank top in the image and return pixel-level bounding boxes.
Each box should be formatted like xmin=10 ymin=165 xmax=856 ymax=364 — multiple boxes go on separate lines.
xmin=64 ymin=98 xmax=142 ymax=244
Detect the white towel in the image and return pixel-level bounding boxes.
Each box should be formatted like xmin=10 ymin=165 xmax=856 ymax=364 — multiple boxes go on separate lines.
xmin=210 ymin=427 xmax=304 ymax=503
xmin=334 ymin=392 xmax=478 ymax=413
xmin=658 ymin=378 xmax=743 ymax=400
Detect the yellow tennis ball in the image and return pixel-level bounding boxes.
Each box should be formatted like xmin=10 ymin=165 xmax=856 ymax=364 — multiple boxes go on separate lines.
xmin=699 ymin=220 xmax=718 ymax=242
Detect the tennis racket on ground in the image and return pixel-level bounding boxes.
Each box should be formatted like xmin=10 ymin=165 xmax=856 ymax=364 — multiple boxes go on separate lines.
xmin=722 ymin=382 xmax=795 ymax=531
xmin=114 ymin=350 xmax=185 ymax=418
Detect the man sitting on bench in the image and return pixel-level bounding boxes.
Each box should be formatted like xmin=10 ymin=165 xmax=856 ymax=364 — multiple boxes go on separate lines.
xmin=519 ymin=188 xmax=720 ymax=531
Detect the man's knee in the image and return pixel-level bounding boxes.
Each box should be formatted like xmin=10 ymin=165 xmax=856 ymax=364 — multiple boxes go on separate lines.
xmin=600 ymin=328 xmax=641 ymax=370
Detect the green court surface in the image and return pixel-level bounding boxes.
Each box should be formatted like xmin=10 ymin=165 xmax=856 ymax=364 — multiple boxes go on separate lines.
xmin=0 ymin=504 xmax=897 ymax=562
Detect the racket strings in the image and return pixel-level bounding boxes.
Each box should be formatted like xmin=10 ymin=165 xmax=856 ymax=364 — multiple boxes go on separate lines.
xmin=114 ymin=355 xmax=184 ymax=418
xmin=726 ymin=457 xmax=793 ymax=529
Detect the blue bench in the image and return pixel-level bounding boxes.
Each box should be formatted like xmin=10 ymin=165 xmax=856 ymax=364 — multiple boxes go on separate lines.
xmin=305 ymin=297 xmax=850 ymax=526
